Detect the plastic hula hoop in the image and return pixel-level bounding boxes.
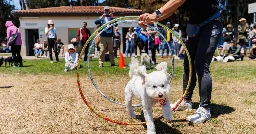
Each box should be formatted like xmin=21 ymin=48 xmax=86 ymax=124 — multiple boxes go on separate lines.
xmin=76 ymin=16 xmax=192 ymax=125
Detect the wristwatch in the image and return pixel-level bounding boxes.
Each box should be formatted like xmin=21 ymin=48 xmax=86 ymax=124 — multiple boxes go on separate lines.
xmin=155 ymin=9 xmax=162 ymax=19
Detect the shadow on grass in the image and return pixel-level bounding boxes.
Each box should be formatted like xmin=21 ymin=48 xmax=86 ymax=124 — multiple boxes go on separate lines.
xmin=0 ymin=86 xmax=13 ymax=88
xmin=21 ymin=65 xmax=34 ymax=67
xmin=193 ymin=102 xmax=235 ymax=118
xmin=136 ymin=114 xmax=182 ymax=134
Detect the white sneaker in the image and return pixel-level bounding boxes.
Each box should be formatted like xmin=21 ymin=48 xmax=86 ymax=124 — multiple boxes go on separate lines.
xmin=186 ymin=107 xmax=211 ymax=123
xmin=64 ymin=69 xmax=68 ymax=72
xmin=171 ymin=99 xmax=192 ymax=111
xmin=174 ymin=56 xmax=180 ymax=60
xmin=50 ymin=61 xmax=53 ymax=63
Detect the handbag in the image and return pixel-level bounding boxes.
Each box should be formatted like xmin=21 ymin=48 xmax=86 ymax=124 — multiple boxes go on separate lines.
xmin=8 ymin=29 xmax=18 ymax=46
xmin=186 ymin=12 xmax=221 ymax=38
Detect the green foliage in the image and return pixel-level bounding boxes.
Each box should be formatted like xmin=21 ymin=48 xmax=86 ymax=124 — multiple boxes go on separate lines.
xmin=28 ymin=0 xmax=70 ymax=9
xmin=0 ymin=1 xmax=16 ymax=40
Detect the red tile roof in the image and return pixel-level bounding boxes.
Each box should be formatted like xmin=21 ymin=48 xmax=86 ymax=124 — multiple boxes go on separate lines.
xmin=13 ymin=6 xmax=144 ymax=17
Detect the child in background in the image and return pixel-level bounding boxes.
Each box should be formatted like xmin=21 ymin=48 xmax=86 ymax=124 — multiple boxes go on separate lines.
xmin=155 ymin=34 xmax=160 ymax=53
xmin=64 ymin=44 xmax=78 ymax=72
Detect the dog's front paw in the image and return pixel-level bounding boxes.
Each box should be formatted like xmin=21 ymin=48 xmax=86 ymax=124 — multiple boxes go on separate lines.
xmin=163 ymin=115 xmax=172 ymax=122
xmin=162 ymin=117 xmax=172 ymax=123
xmin=163 ymin=114 xmax=172 ymax=121
xmin=147 ymin=130 xmax=156 ymax=134
xmin=128 ymin=112 xmax=136 ymax=118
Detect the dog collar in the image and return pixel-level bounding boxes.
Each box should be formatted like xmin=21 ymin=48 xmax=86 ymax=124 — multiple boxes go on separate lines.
xmin=142 ymin=78 xmax=145 ymax=85
xmin=158 ymin=98 xmax=167 ymax=106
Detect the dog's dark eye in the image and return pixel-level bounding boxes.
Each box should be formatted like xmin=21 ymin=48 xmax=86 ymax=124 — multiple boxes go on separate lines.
xmin=153 ymin=85 xmax=157 ymax=88
xmin=161 ymin=84 xmax=164 ymax=87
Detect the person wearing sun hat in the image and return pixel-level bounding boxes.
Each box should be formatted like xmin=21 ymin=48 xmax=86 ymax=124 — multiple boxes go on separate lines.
xmin=5 ymin=20 xmax=23 ymax=67
xmin=238 ymin=18 xmax=249 ymax=55
xmin=172 ymin=23 xmax=182 ymax=59
xmin=45 ymin=20 xmax=58 ymax=63
xmin=221 ymin=24 xmax=237 ymax=56
xmin=64 ymin=44 xmax=78 ymax=72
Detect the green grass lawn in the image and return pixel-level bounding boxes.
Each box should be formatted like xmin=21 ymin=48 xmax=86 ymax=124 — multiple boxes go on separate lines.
xmin=0 ymin=58 xmax=132 ymax=76
xmin=1 ymin=56 xmax=255 ymax=80
xmin=1 ymin=56 xmax=255 ymax=79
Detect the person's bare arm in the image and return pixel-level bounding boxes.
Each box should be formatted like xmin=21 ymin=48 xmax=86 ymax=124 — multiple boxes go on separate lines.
xmin=139 ymin=0 xmax=186 ymax=23
xmin=148 ymin=30 xmax=157 ymax=34
xmin=141 ymin=31 xmax=148 ymax=36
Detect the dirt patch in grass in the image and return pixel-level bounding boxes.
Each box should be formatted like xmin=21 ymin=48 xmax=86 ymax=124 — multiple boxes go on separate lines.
xmin=0 ymin=70 xmax=255 ymax=133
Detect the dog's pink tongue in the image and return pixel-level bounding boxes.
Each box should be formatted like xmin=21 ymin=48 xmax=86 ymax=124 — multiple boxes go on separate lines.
xmin=158 ymin=98 xmax=167 ymax=106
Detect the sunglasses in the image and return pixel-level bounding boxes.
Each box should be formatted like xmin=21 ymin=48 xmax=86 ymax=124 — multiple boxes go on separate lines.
xmin=69 ymin=48 xmax=74 ymax=50
xmin=105 ymin=9 xmax=110 ymax=11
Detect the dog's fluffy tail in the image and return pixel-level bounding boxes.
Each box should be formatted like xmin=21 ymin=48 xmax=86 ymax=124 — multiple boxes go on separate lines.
xmin=129 ymin=57 xmax=139 ymax=78
xmin=129 ymin=57 xmax=146 ymax=78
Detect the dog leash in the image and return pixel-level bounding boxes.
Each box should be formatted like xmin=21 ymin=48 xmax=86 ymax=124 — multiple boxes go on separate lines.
xmin=76 ymin=16 xmax=192 ymax=125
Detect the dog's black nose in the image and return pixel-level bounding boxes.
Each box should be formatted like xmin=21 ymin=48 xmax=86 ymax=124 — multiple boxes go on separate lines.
xmin=158 ymin=93 xmax=163 ymax=98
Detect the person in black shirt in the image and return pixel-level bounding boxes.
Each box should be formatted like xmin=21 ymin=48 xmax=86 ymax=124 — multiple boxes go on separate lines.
xmin=221 ymin=24 xmax=237 ymax=55
xmin=139 ymin=0 xmax=222 ymax=124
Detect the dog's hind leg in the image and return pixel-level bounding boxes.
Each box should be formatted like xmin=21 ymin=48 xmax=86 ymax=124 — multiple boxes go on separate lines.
xmin=125 ymin=86 xmax=136 ymax=118
xmin=161 ymin=99 xmax=172 ymax=121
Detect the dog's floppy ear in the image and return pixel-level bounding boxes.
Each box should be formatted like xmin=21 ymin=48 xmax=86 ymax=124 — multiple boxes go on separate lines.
xmin=155 ymin=62 xmax=168 ymax=74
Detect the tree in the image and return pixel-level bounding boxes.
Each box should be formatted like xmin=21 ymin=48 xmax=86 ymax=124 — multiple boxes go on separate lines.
xmin=0 ymin=0 xmax=17 ymax=40
xmin=24 ymin=0 xmax=69 ymax=9
xmin=228 ymin=0 xmax=255 ymax=27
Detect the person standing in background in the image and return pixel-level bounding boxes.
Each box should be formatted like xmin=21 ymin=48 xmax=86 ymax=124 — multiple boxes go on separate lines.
xmin=172 ymin=24 xmax=182 ymax=59
xmin=94 ymin=6 xmax=115 ymax=68
xmin=45 ymin=20 xmax=58 ymax=63
xmin=125 ymin=27 xmax=134 ymax=57
xmin=77 ymin=22 xmax=91 ymax=61
xmin=237 ymin=18 xmax=249 ymax=55
xmin=113 ymin=26 xmax=121 ymax=58
xmin=5 ymin=20 xmax=23 ymax=67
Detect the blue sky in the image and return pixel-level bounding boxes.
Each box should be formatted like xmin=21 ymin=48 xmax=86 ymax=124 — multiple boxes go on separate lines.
xmin=8 ymin=0 xmax=106 ymax=10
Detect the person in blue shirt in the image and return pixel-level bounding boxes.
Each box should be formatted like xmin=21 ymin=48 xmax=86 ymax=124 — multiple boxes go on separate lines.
xmin=94 ymin=6 xmax=115 ymax=68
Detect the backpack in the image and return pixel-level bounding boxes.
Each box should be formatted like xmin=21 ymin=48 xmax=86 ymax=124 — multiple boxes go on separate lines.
xmin=8 ymin=29 xmax=18 ymax=46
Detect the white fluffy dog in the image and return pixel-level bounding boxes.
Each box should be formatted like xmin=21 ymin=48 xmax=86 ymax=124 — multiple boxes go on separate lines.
xmin=125 ymin=57 xmax=171 ymax=134
xmin=212 ymin=55 xmax=224 ymax=62
xmin=223 ymin=55 xmax=235 ymax=62
xmin=141 ymin=53 xmax=152 ymax=69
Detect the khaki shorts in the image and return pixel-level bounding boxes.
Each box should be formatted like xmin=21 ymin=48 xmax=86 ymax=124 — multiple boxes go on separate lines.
xmin=223 ymin=42 xmax=230 ymax=50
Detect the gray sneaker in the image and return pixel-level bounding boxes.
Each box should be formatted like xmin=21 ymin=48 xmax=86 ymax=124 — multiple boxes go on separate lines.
xmin=186 ymin=106 xmax=211 ymax=123
xmin=171 ymin=99 xmax=192 ymax=111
